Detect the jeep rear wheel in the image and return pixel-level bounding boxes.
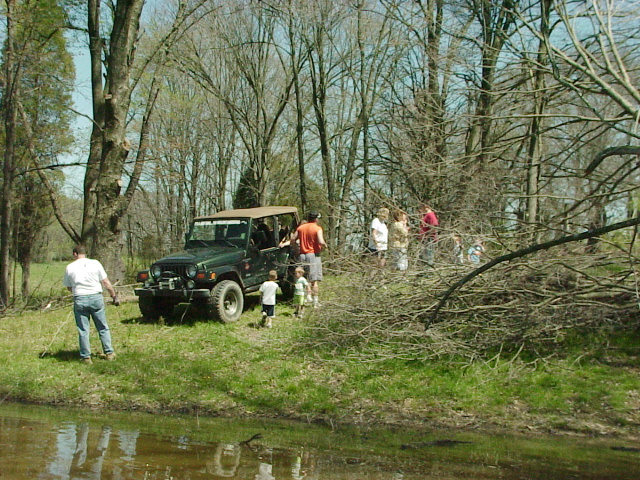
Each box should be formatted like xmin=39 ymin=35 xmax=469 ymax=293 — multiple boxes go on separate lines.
xmin=139 ymin=296 xmax=174 ymax=320
xmin=206 ymin=280 xmax=244 ymax=323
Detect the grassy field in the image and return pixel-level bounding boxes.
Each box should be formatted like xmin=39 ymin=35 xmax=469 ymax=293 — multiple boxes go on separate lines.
xmin=1 ymin=263 xmax=640 ymax=438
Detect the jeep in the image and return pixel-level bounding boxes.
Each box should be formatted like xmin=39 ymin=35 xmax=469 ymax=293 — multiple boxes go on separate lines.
xmin=135 ymin=206 xmax=299 ymax=322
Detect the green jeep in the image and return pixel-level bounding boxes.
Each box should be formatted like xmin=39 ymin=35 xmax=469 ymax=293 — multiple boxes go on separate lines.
xmin=135 ymin=206 xmax=299 ymax=323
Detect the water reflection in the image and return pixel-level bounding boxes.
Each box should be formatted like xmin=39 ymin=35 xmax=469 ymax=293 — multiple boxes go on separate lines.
xmin=46 ymin=423 xmax=138 ymax=480
xmin=1 ymin=404 xmax=639 ymax=480
xmin=2 ymin=412 xmax=400 ymax=480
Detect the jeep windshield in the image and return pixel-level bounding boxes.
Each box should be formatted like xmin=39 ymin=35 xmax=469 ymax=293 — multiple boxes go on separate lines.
xmin=185 ymin=218 xmax=249 ymax=249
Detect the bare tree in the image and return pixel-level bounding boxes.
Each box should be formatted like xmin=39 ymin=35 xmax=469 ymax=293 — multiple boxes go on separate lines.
xmin=178 ymin=2 xmax=295 ymax=209
xmin=513 ymin=0 xmax=640 ymax=247
xmin=0 ymin=0 xmax=21 ymax=307
xmin=380 ymin=0 xmax=472 ymax=227
xmin=1 ymin=0 xmax=74 ymax=305
xmin=37 ymin=0 xmax=212 ymax=282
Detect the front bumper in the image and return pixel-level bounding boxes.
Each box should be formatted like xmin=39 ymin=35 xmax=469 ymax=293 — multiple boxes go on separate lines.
xmin=135 ymin=287 xmax=211 ymax=299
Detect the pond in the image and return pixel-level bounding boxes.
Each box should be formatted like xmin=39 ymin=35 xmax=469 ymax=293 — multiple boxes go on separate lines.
xmin=0 ymin=403 xmax=639 ymax=479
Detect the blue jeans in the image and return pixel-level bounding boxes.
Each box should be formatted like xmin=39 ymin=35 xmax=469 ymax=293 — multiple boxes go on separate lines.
xmin=420 ymin=241 xmax=435 ymax=265
xmin=390 ymin=248 xmax=408 ymax=271
xmin=74 ymin=294 xmax=114 ymax=358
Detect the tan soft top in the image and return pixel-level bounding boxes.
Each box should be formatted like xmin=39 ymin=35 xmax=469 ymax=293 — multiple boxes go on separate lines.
xmin=194 ymin=206 xmax=298 ymax=221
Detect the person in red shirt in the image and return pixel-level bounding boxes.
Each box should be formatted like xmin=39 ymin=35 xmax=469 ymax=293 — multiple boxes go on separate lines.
xmin=419 ymin=204 xmax=439 ymax=264
xmin=291 ymin=211 xmax=327 ymax=308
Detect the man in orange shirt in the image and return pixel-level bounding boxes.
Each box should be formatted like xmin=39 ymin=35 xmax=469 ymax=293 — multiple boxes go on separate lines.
xmin=291 ymin=211 xmax=327 ymax=308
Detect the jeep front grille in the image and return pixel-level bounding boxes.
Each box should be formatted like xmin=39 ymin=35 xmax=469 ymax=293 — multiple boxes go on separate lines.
xmin=158 ymin=265 xmax=188 ymax=278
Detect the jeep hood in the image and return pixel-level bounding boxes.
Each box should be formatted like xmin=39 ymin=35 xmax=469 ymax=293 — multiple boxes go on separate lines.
xmin=155 ymin=247 xmax=244 ymax=267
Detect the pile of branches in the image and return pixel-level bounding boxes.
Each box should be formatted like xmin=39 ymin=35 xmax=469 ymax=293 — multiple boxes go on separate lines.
xmin=302 ymin=247 xmax=640 ymax=362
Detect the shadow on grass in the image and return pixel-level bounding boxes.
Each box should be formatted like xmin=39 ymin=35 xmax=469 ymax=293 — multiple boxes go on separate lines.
xmin=120 ymin=295 xmax=266 ymax=327
xmin=38 ymin=349 xmax=79 ymax=362
xmin=119 ymin=304 xmax=200 ymax=327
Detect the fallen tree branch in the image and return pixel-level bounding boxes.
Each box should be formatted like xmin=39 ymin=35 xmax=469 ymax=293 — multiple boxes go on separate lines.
xmin=427 ymin=216 xmax=640 ymax=327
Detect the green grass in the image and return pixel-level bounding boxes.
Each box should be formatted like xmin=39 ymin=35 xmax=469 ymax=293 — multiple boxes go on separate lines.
xmin=1 ymin=270 xmax=639 ymax=437
xmin=9 ymin=261 xmax=68 ymax=303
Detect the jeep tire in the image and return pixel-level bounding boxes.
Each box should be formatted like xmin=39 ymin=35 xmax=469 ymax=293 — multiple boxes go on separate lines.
xmin=207 ymin=280 xmax=244 ymax=323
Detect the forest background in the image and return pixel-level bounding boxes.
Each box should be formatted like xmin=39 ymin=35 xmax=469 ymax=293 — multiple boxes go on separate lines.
xmin=1 ymin=0 xmax=640 ymax=336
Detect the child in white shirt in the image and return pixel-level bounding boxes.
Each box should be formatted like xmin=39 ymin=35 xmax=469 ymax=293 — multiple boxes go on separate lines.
xmin=259 ymin=270 xmax=279 ymax=328
xmin=292 ymin=267 xmax=310 ymax=318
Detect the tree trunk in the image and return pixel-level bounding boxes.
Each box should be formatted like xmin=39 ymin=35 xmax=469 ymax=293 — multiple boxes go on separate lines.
xmin=0 ymin=0 xmax=19 ymax=308
xmin=524 ymin=0 xmax=552 ymax=244
xmin=19 ymin=259 xmax=30 ymax=300
xmin=81 ymin=0 xmax=146 ymax=281
xmin=291 ymin=35 xmax=307 ymax=214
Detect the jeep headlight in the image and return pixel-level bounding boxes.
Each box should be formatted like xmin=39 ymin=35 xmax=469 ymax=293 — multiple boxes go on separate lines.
xmin=151 ymin=264 xmax=162 ymax=279
xmin=186 ymin=265 xmax=197 ymax=278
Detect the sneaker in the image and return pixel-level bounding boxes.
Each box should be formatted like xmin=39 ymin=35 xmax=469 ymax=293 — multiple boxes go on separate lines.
xmin=80 ymin=357 xmax=93 ymax=365
xmin=105 ymin=353 xmax=116 ymax=361
xmin=261 ymin=312 xmax=268 ymax=326
xmin=266 ymin=317 xmax=273 ymax=328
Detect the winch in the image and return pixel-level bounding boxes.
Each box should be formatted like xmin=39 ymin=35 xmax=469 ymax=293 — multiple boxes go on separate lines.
xmin=159 ymin=277 xmax=181 ymax=290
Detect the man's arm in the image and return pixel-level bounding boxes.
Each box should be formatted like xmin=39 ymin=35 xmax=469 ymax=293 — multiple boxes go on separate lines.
xmin=317 ymin=228 xmax=327 ymax=250
xmin=101 ymin=278 xmax=120 ymax=305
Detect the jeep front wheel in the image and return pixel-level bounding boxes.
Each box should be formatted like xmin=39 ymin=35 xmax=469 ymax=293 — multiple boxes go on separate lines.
xmin=207 ymin=280 xmax=244 ymax=323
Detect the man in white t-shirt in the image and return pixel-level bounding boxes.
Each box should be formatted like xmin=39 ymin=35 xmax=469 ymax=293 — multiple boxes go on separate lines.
xmin=63 ymin=245 xmax=120 ymax=364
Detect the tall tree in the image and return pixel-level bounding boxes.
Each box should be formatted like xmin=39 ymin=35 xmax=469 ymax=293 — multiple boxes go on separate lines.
xmin=0 ymin=0 xmax=20 ymax=307
xmin=47 ymin=0 xmax=211 ymax=281
xmin=465 ymin=0 xmax=519 ymax=166
xmin=79 ymin=0 xmax=147 ymax=280
xmin=517 ymin=0 xmax=640 ymax=246
xmin=180 ymin=2 xmax=295 ymax=209
xmin=0 ymin=0 xmax=74 ymax=306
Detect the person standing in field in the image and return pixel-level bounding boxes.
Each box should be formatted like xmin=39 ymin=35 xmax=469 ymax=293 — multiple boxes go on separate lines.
xmin=291 ymin=211 xmax=327 ymax=308
xmin=452 ymin=233 xmax=464 ymax=264
xmin=292 ymin=266 xmax=310 ymax=318
xmin=259 ymin=270 xmax=279 ymax=328
xmin=63 ymin=244 xmax=120 ymax=364
xmin=388 ymin=210 xmax=410 ymax=271
xmin=467 ymin=238 xmax=485 ymax=264
xmin=419 ymin=204 xmax=439 ymax=265
xmin=367 ymin=207 xmax=390 ymax=267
